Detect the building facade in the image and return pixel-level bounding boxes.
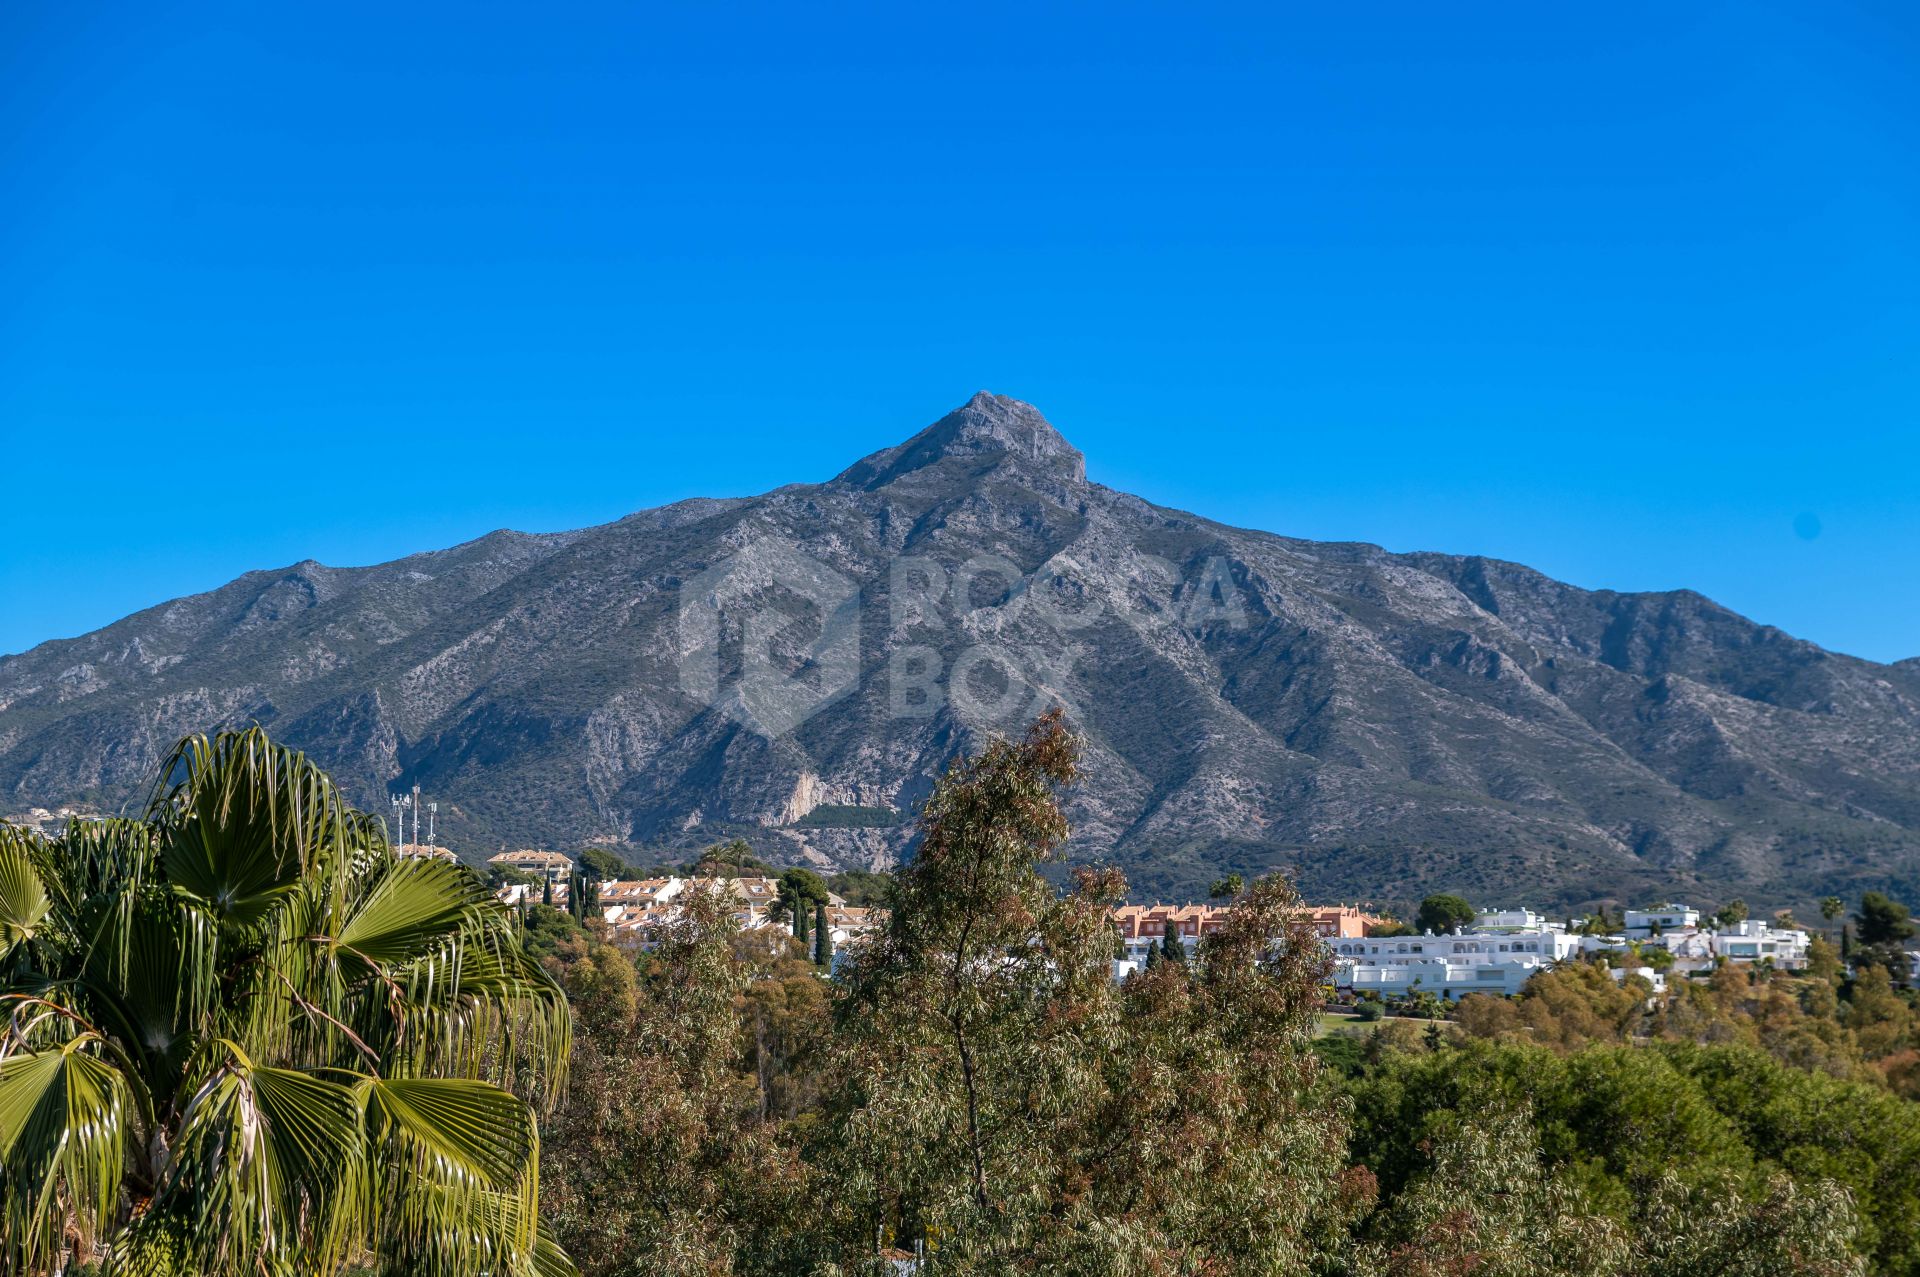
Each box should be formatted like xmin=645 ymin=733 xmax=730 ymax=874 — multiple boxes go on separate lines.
xmin=487 ymin=849 xmax=574 ymax=885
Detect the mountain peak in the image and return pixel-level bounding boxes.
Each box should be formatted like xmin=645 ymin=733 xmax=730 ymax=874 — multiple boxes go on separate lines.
xmin=834 ymin=391 xmax=1087 ymax=488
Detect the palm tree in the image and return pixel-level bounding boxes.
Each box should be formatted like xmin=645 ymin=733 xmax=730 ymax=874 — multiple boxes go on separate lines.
xmin=0 ymin=728 xmax=572 ymax=1276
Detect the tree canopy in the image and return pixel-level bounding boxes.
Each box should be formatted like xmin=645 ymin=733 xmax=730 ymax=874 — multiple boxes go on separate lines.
xmin=1858 ymin=891 xmax=1917 ymax=946
xmin=1414 ymin=892 xmax=1477 ymax=935
xmin=577 ymin=847 xmax=645 ymax=882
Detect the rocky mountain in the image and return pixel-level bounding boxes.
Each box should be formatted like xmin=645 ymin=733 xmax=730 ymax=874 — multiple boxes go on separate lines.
xmin=6 ymin=392 xmax=1920 ymax=912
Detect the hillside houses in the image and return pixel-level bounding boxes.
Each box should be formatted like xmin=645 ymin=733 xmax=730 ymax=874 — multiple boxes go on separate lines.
xmin=2 ymin=805 xmax=101 ymax=835
xmin=487 ymin=865 xmax=886 ymax=953
xmin=1109 ymin=896 xmax=1814 ymax=1002
xmin=596 ymin=877 xmax=685 ymax=919
xmin=1328 ymin=902 xmax=1812 ymax=1002
xmin=475 ymin=849 xmax=1821 ymax=1004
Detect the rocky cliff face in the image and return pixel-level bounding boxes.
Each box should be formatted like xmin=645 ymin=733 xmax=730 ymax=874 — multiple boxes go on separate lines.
xmin=6 ymin=392 xmax=1919 ymax=910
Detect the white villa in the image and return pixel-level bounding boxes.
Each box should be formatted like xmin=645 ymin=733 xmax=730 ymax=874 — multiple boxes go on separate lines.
xmin=1474 ymin=907 xmax=1550 ymax=932
xmin=1625 ymin=904 xmax=1701 ymax=937
xmin=1707 ymin=918 xmax=1810 ymax=969
xmin=1619 ymin=914 xmax=1810 ymax=974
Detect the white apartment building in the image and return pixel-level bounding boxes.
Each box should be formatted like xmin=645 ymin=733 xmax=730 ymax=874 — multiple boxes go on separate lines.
xmin=1338 ymin=924 xmax=1677 ymax=1002
xmin=1345 ymin=957 xmax=1542 ymax=1000
xmin=1329 ymin=927 xmax=1580 ymax=968
xmin=1332 ymin=925 xmax=1578 ymax=1000
xmin=487 ymin=849 xmax=574 ymax=886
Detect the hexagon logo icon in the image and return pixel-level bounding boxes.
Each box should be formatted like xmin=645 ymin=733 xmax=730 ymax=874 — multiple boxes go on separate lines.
xmin=678 ymin=537 xmax=862 ymax=738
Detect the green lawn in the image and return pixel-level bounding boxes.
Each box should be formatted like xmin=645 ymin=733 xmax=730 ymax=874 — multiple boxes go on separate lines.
xmin=1314 ymin=1012 xmax=1381 ymax=1037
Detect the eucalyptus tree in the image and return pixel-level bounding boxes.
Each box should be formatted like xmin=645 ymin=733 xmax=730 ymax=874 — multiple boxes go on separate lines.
xmin=812 ymin=710 xmax=1356 ymax=1273
xmin=0 ymin=728 xmax=571 ymax=1276
xmin=817 ymin=710 xmax=1096 ymax=1255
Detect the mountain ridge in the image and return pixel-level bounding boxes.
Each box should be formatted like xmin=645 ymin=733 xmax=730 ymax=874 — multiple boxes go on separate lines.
xmin=6 ymin=393 xmax=1919 ymax=912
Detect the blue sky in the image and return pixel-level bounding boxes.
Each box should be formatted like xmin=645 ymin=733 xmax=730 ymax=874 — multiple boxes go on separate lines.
xmin=2 ymin=1 xmax=1916 ymax=661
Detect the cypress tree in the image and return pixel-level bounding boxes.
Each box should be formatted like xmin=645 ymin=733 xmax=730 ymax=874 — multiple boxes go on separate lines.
xmin=542 ymin=875 xmax=553 ymax=907
xmin=795 ymin=899 xmax=811 ymax=950
xmin=1160 ymin=918 xmax=1186 ymax=965
xmin=814 ymin=902 xmax=831 ymax=967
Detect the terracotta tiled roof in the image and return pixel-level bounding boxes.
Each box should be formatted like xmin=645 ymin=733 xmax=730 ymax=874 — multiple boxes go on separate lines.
xmin=597 ymin=878 xmax=679 ymax=903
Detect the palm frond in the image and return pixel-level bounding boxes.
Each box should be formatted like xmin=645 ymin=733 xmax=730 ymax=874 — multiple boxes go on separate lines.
xmin=390 ymin=932 xmax=572 ymax=1103
xmin=158 ymin=1045 xmax=366 ymax=1274
xmin=29 ymin=818 xmax=159 ymax=929
xmin=361 ymin=1076 xmax=543 ymax=1273
xmin=0 ymin=1039 xmax=133 ymax=1271
xmin=0 ymin=829 xmax=51 ymax=960
xmin=1 ymin=727 xmax=572 ymax=1277
xmin=369 ymin=1178 xmax=572 ymax=1277
xmin=334 ymin=856 xmax=492 ymax=969
xmin=150 ymin=728 xmax=366 ymax=929
xmin=533 ymin=1217 xmax=580 ymax=1277
xmin=363 ymin=1075 xmax=538 ymax=1189
xmin=79 ymin=889 xmax=194 ymax=1101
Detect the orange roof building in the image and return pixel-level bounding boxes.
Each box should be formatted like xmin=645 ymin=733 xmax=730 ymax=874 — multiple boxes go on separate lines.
xmin=1112 ymin=902 xmax=1386 ymax=941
